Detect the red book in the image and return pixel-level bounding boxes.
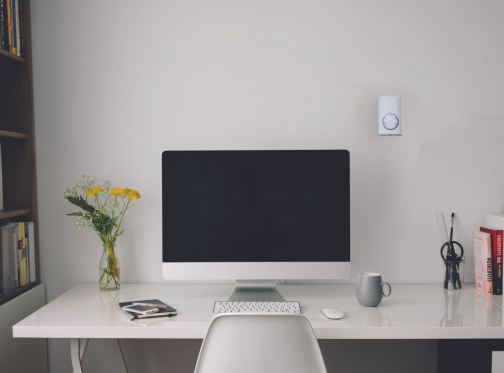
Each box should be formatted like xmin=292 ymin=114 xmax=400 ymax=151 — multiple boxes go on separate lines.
xmin=481 ymin=226 xmax=503 ymax=295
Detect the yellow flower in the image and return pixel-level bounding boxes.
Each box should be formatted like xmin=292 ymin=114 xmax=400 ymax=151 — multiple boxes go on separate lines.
xmin=109 ymin=187 xmax=125 ymax=195
xmin=124 ymin=188 xmax=141 ymax=200
xmin=85 ymin=186 xmax=104 ymax=196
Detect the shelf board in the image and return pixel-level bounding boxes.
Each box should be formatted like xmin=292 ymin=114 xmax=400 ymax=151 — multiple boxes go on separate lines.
xmin=0 ymin=282 xmax=38 ymax=307
xmin=0 ymin=130 xmax=28 ymax=139
xmin=0 ymin=209 xmax=31 ymax=219
xmin=0 ymin=48 xmax=25 ymax=63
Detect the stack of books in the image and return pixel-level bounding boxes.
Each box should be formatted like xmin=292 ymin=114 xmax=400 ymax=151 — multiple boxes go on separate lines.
xmin=0 ymin=222 xmax=35 ymax=295
xmin=0 ymin=0 xmax=25 ymax=57
xmin=472 ymin=214 xmax=504 ymax=295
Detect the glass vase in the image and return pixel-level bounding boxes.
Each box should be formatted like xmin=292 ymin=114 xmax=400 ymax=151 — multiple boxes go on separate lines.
xmin=99 ymin=243 xmax=120 ymax=291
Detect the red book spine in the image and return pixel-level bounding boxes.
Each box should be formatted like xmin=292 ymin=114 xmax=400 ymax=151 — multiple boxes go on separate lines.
xmin=480 ymin=227 xmax=503 ymax=295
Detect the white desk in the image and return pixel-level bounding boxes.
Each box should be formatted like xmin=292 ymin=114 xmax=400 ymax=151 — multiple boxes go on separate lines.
xmin=13 ymin=284 xmax=504 ymax=372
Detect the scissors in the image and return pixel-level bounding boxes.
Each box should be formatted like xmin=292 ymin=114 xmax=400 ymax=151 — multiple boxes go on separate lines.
xmin=440 ymin=240 xmax=464 ymax=290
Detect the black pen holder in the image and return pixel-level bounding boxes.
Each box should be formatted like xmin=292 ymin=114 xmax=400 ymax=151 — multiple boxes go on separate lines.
xmin=443 ymin=258 xmax=465 ymax=291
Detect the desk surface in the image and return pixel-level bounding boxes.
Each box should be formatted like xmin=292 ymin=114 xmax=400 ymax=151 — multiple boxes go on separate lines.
xmin=13 ymin=284 xmax=504 ymax=339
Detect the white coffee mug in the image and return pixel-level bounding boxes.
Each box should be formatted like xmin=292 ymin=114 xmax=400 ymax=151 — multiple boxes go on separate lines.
xmin=356 ymin=273 xmax=392 ymax=307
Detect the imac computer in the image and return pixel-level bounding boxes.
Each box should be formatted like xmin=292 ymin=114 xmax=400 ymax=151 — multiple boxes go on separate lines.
xmin=162 ymin=150 xmax=350 ymax=301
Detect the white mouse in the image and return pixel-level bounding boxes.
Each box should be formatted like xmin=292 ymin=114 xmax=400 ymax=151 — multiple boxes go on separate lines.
xmin=320 ymin=309 xmax=344 ymax=319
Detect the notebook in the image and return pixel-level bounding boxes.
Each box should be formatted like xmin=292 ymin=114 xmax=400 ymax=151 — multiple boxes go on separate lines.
xmin=119 ymin=299 xmax=177 ymax=319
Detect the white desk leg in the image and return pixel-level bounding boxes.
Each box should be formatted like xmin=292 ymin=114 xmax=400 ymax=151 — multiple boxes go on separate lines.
xmin=71 ymin=338 xmax=126 ymax=373
xmin=492 ymin=351 xmax=504 ymax=373
xmin=71 ymin=338 xmax=88 ymax=373
xmin=111 ymin=339 xmax=129 ymax=373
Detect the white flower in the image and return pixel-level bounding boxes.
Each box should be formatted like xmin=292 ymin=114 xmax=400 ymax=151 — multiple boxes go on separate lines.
xmin=73 ymin=215 xmax=91 ymax=228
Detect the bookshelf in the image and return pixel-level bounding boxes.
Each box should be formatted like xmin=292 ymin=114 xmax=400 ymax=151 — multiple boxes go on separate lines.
xmin=0 ymin=0 xmax=39 ymax=306
xmin=0 ymin=47 xmax=25 ymax=63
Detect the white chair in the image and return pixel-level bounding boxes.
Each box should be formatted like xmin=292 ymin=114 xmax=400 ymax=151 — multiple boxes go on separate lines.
xmin=194 ymin=314 xmax=327 ymax=373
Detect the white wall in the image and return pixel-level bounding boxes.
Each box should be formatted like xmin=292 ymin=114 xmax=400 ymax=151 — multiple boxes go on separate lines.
xmin=31 ymin=0 xmax=504 ymax=371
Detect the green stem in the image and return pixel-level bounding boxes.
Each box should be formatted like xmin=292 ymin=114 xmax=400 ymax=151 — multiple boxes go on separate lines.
xmin=100 ymin=243 xmax=120 ymax=289
xmin=113 ymin=199 xmax=130 ymax=241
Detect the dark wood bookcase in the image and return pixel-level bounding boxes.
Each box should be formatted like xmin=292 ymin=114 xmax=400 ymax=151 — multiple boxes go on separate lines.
xmin=0 ymin=0 xmax=40 ymax=306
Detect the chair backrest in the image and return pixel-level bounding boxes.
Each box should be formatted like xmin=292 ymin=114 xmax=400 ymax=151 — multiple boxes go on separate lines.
xmin=194 ymin=314 xmax=327 ymax=373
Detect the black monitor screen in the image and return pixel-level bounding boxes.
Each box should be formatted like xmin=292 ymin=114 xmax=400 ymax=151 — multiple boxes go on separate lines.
xmin=162 ymin=150 xmax=350 ymax=263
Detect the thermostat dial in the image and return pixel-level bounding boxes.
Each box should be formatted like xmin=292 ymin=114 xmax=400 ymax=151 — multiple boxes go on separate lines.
xmin=382 ymin=113 xmax=399 ymax=130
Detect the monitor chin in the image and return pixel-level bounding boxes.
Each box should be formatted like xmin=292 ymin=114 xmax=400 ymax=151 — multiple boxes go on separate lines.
xmin=162 ymin=262 xmax=350 ymax=281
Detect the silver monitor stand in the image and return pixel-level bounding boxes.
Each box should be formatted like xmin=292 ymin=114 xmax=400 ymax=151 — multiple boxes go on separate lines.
xmin=228 ymin=280 xmax=285 ymax=302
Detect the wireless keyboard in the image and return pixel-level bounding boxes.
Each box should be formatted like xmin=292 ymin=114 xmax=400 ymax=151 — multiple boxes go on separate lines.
xmin=213 ymin=301 xmax=302 ymax=315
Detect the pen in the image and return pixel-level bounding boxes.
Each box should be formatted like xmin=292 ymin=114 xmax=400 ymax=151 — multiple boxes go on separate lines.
xmin=132 ymin=302 xmax=166 ymax=308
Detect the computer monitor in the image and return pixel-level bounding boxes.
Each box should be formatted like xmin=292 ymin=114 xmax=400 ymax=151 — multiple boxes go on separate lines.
xmin=162 ymin=150 xmax=350 ymax=300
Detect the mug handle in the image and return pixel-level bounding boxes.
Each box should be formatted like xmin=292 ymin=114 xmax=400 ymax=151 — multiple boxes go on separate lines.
xmin=381 ymin=282 xmax=392 ymax=297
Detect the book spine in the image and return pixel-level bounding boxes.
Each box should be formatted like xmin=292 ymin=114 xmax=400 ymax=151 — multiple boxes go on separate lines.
xmin=17 ymin=235 xmax=22 ymax=286
xmin=0 ymin=0 xmax=4 ymax=51
xmin=10 ymin=0 xmax=15 ymax=55
xmin=21 ymin=222 xmax=26 ymax=285
xmin=1 ymin=225 xmax=10 ymax=295
xmin=473 ymin=232 xmax=493 ymax=294
xmin=27 ymin=222 xmax=35 ymax=282
xmin=0 ymin=144 xmax=3 ymax=211
xmin=1 ymin=226 xmax=5 ymax=294
xmin=2 ymin=0 xmax=8 ymax=51
xmin=13 ymin=224 xmax=17 ymax=287
xmin=24 ymin=223 xmax=29 ymax=283
xmin=18 ymin=0 xmax=22 ymax=57
xmin=17 ymin=222 xmax=24 ymax=286
xmin=0 ymin=225 xmax=3 ymax=294
xmin=9 ymin=0 xmax=13 ymax=54
xmin=5 ymin=224 xmax=14 ymax=292
xmin=6 ymin=0 xmax=11 ymax=53
xmin=480 ymin=227 xmax=503 ymax=295
xmin=22 ymin=237 xmax=26 ymax=284
xmin=14 ymin=0 xmax=18 ymax=55
xmin=495 ymin=231 xmax=503 ymax=295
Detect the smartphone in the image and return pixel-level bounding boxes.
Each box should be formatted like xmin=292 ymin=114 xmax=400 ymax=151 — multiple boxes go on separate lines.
xmin=122 ymin=305 xmax=159 ymax=315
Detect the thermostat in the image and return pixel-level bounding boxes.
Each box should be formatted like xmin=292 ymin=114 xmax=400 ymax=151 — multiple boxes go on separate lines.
xmin=379 ymin=96 xmax=402 ymax=136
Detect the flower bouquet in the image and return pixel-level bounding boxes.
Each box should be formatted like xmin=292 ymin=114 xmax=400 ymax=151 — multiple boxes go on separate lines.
xmin=64 ymin=175 xmax=141 ymax=290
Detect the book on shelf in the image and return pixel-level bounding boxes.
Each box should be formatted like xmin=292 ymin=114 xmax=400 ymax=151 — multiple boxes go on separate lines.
xmin=485 ymin=214 xmax=504 ymax=294
xmin=17 ymin=222 xmax=24 ymax=286
xmin=2 ymin=0 xmax=7 ymax=51
xmin=0 ymin=144 xmax=3 ymax=210
xmin=1 ymin=0 xmax=23 ymax=56
xmin=17 ymin=222 xmax=30 ymax=286
xmin=9 ymin=0 xmax=13 ymax=54
xmin=27 ymin=222 xmax=34 ymax=281
xmin=472 ymin=231 xmax=493 ymax=294
xmin=0 ymin=0 xmax=4 ymax=51
xmin=0 ymin=223 xmax=15 ymax=295
xmin=0 ymin=222 xmax=35 ymax=294
xmin=10 ymin=0 xmax=15 ymax=55
xmin=480 ymin=226 xmax=503 ymax=295
xmin=18 ymin=0 xmax=23 ymax=57
xmin=13 ymin=223 xmax=18 ymax=286
xmin=14 ymin=0 xmax=18 ymax=56
xmin=6 ymin=0 xmax=11 ymax=53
